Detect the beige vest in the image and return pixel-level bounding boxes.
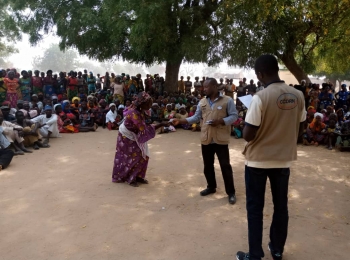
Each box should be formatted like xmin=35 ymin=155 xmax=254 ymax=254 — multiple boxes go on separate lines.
xmin=200 ymin=96 xmax=231 ymax=145
xmin=243 ymin=82 xmax=305 ymax=162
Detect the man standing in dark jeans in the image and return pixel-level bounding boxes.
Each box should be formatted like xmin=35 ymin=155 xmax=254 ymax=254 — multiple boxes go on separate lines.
xmin=236 ymin=55 xmax=306 ymax=260
xmin=173 ymin=78 xmax=238 ymax=204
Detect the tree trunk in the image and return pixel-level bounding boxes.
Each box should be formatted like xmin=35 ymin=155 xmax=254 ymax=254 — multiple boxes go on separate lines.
xmin=279 ymin=52 xmax=311 ymax=84
xmin=165 ymin=60 xmax=182 ymax=93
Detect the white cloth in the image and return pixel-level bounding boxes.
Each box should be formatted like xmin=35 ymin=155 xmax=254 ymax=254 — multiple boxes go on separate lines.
xmin=1 ymin=121 xmax=24 ymax=143
xmin=106 ymin=110 xmax=117 ymax=123
xmin=118 ymin=122 xmax=149 ymax=159
xmin=31 ymin=114 xmax=59 ymax=137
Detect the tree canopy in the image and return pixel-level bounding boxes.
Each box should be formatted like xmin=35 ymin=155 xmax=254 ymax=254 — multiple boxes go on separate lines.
xmin=7 ymin=0 xmax=350 ymax=88
xmin=222 ymin=0 xmax=350 ymax=83
xmin=9 ymin=0 xmax=228 ymax=91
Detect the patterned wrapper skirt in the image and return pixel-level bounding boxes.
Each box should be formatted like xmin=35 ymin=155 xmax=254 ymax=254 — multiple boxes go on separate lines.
xmin=112 ymin=133 xmax=148 ymax=184
xmin=6 ymin=93 xmax=18 ymax=108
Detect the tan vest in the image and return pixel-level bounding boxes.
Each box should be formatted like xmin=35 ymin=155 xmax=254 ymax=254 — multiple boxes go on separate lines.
xmin=243 ymin=82 xmax=305 ymax=162
xmin=200 ymin=96 xmax=231 ymax=145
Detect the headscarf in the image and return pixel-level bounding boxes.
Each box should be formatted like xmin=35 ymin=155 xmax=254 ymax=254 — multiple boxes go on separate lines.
xmin=118 ymin=104 xmax=125 ymax=110
xmin=72 ymin=97 xmax=80 ymax=103
xmin=19 ymin=109 xmax=28 ymax=117
xmin=109 ymin=103 xmax=116 ymax=108
xmin=314 ymin=112 xmax=323 ymax=120
xmin=54 ymin=104 xmax=61 ymax=111
xmin=130 ymin=91 xmax=152 ymax=109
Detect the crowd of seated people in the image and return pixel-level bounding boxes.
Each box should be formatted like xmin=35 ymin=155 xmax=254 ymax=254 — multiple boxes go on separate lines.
xmin=0 ymin=68 xmax=348 ymax=170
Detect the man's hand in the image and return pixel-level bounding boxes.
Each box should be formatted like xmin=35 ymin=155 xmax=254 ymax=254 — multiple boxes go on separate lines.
xmin=171 ymin=119 xmax=180 ymax=126
xmin=209 ymin=119 xmax=225 ymax=127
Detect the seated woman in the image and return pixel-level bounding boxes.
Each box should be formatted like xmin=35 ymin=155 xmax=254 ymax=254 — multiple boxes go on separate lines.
xmin=322 ymin=106 xmax=334 ymax=124
xmin=164 ymin=104 xmax=176 ymax=119
xmin=79 ymin=101 xmax=97 ymax=132
xmin=94 ymin=99 xmax=109 ymax=128
xmin=188 ymin=105 xmax=201 ymax=132
xmin=106 ymin=103 xmax=118 ymax=130
xmin=54 ymin=104 xmax=79 ymax=133
xmin=306 ymin=112 xmax=326 ymax=146
xmin=70 ymin=97 xmax=80 ymax=119
xmin=62 ymin=101 xmax=79 ymax=125
xmin=322 ymin=117 xmax=341 ymax=150
xmin=335 ymin=120 xmax=350 ymax=151
xmin=175 ymin=105 xmax=190 ymax=129
xmin=336 ymin=108 xmax=346 ymax=125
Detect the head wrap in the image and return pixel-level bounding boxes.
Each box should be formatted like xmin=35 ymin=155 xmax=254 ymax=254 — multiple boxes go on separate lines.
xmin=87 ymin=95 xmax=94 ymax=100
xmin=72 ymin=97 xmax=80 ymax=103
xmin=179 ymin=105 xmax=186 ymax=110
xmin=54 ymin=104 xmax=61 ymax=111
xmin=118 ymin=105 xmax=125 ymax=110
xmin=32 ymin=94 xmax=38 ymax=97
xmin=314 ymin=112 xmax=323 ymax=120
xmin=109 ymin=103 xmax=116 ymax=108
xmin=131 ymin=91 xmax=152 ymax=109
xmin=51 ymin=95 xmax=58 ymax=100
xmin=44 ymin=105 xmax=53 ymax=111
xmin=19 ymin=109 xmax=28 ymax=117
xmin=99 ymin=99 xmax=106 ymax=104
xmin=166 ymin=104 xmax=172 ymax=108
xmin=29 ymin=110 xmax=38 ymax=118
xmin=152 ymin=103 xmax=159 ymax=107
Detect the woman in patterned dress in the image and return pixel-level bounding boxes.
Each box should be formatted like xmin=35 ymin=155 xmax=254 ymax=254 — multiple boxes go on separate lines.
xmin=112 ymin=92 xmax=168 ymax=187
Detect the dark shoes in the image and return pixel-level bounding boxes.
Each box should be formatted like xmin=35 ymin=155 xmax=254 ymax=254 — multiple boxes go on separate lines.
xmin=200 ymin=188 xmax=216 ymax=196
xmin=268 ymin=242 xmax=283 ymax=260
xmin=236 ymin=251 xmax=250 ymax=260
xmin=228 ymin=194 xmax=236 ymax=204
xmin=236 ymin=243 xmax=283 ymax=260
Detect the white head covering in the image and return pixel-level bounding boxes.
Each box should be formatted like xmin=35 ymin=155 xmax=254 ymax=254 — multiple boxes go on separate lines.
xmin=314 ymin=112 xmax=323 ymax=120
xmin=152 ymin=103 xmax=159 ymax=107
xmin=53 ymin=104 xmax=61 ymax=111
xmin=118 ymin=104 xmax=125 ymax=110
xmin=109 ymin=103 xmax=116 ymax=108
xmin=179 ymin=104 xmax=186 ymax=110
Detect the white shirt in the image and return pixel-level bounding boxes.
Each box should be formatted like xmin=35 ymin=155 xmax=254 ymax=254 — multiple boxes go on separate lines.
xmin=245 ymin=94 xmax=306 ymax=168
xmin=31 ymin=114 xmax=59 ymax=137
xmin=106 ymin=110 xmax=117 ymax=123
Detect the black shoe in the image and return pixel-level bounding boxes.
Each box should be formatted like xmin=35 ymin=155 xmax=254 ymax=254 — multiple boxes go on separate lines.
xmin=200 ymin=188 xmax=216 ymax=196
xmin=268 ymin=242 xmax=283 ymax=260
xmin=228 ymin=194 xmax=236 ymax=204
xmin=236 ymin=251 xmax=249 ymax=260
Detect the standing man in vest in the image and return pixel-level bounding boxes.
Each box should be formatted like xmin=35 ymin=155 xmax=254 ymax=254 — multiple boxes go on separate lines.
xmin=236 ymin=55 xmax=306 ymax=260
xmin=173 ymin=78 xmax=238 ymax=204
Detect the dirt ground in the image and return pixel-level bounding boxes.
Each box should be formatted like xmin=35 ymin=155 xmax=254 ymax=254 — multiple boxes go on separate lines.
xmin=0 ymin=129 xmax=349 ymax=260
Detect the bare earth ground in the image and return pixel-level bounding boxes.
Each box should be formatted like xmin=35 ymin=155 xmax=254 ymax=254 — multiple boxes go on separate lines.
xmin=0 ymin=129 xmax=349 ymax=260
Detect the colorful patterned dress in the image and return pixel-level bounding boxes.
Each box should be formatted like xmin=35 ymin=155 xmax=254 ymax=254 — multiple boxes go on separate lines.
xmin=20 ymin=77 xmax=32 ymax=101
xmin=112 ymin=108 xmax=155 ymax=184
xmin=4 ymin=78 xmax=19 ymax=108
xmin=31 ymin=76 xmax=43 ymax=95
xmin=0 ymin=77 xmax=7 ymax=104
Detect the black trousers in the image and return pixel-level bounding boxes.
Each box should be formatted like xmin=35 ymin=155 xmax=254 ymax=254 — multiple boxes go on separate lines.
xmin=245 ymin=166 xmax=290 ymax=260
xmin=201 ymin=144 xmax=235 ymax=195
xmin=0 ymin=149 xmax=14 ymax=169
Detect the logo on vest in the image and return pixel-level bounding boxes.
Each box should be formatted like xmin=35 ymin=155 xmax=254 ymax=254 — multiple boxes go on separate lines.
xmin=276 ymin=93 xmax=298 ymax=110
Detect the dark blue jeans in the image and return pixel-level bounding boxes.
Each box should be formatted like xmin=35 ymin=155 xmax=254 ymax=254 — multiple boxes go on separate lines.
xmin=245 ymin=166 xmax=290 ymax=260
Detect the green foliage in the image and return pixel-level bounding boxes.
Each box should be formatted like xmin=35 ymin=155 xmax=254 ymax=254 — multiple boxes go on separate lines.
xmin=222 ymin=0 xmax=350 ymax=81
xmin=10 ymin=0 xmax=226 ymax=65
xmin=32 ymin=44 xmax=80 ymax=72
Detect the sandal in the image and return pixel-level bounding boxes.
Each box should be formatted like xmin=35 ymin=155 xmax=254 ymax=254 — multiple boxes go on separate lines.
xmin=136 ymin=177 xmax=149 ymax=184
xmin=129 ymin=181 xmax=139 ymax=187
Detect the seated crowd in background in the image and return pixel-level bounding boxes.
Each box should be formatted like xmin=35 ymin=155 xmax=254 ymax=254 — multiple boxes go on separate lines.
xmin=0 ymin=68 xmax=349 ymax=170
